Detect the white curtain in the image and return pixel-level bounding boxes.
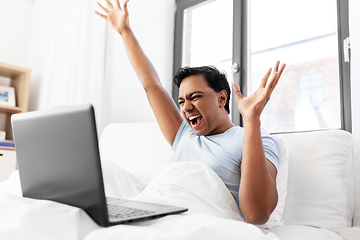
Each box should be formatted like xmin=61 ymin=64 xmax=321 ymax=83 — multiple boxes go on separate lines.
xmin=26 ymin=0 xmax=107 ymax=133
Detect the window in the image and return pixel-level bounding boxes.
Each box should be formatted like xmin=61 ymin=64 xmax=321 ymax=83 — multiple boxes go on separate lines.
xmin=173 ymin=0 xmax=351 ymax=133
xmin=180 ymin=0 xmax=234 ymax=118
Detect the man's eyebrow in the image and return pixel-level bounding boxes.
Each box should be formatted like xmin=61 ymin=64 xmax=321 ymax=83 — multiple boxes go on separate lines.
xmin=189 ymin=91 xmax=204 ymax=97
xmin=178 ymin=90 xmax=204 ymax=101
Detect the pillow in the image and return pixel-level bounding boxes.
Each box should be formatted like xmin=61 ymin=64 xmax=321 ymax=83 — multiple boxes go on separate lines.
xmin=257 ymin=135 xmax=289 ymax=229
xmin=99 ymin=122 xmax=173 ymax=184
xmin=278 ymin=130 xmax=354 ymax=233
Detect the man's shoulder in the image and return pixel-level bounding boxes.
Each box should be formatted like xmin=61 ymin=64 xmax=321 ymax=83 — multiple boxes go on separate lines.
xmin=173 ymin=120 xmax=195 ymax=150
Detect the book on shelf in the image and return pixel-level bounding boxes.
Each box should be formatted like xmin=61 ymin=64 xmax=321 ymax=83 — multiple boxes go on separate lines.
xmin=0 ymin=140 xmax=15 ymax=147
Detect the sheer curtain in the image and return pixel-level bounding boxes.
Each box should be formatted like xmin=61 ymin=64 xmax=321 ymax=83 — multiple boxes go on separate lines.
xmin=26 ymin=0 xmax=107 ymax=132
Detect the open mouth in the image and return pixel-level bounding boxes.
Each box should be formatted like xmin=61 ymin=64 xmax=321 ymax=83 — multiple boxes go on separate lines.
xmin=188 ymin=115 xmax=202 ymax=128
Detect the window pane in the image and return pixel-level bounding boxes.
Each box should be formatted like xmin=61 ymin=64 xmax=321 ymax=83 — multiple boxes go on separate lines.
xmin=182 ymin=0 xmax=234 ymax=115
xmin=249 ymin=0 xmax=341 ymax=133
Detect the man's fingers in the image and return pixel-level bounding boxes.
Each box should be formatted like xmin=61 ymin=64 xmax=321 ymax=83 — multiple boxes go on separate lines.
xmin=264 ymin=61 xmax=286 ymax=88
xmin=123 ymin=0 xmax=130 ymax=6
xmin=232 ymin=82 xmax=240 ymax=93
xmin=95 ymin=10 xmax=107 ymax=20
xmin=277 ymin=63 xmax=286 ymax=80
xmin=265 ymin=71 xmax=281 ymax=99
xmin=270 ymin=61 xmax=280 ymax=80
xmin=123 ymin=0 xmax=130 ymax=13
xmin=265 ymin=62 xmax=286 ymax=95
xmin=105 ymin=0 xmax=114 ymax=9
xmin=271 ymin=63 xmax=286 ymax=89
xmin=273 ymin=61 xmax=280 ymax=73
xmin=233 ymin=82 xmax=244 ymax=100
xmin=97 ymin=2 xmax=109 ymax=14
xmin=268 ymin=72 xmax=278 ymax=90
xmin=259 ymin=68 xmax=272 ymax=88
xmin=115 ymin=0 xmax=121 ymax=9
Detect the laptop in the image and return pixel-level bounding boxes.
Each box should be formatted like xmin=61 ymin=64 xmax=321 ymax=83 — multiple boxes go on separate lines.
xmin=11 ymin=104 xmax=188 ymax=227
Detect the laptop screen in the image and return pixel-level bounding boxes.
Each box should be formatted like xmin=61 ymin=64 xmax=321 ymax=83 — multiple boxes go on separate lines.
xmin=11 ymin=104 xmax=108 ymax=226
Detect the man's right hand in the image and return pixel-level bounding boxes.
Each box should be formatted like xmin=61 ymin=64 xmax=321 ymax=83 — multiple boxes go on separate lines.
xmin=95 ymin=0 xmax=131 ymax=35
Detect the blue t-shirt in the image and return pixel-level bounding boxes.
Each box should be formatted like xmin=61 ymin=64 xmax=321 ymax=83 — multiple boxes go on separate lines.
xmin=172 ymin=120 xmax=279 ymax=219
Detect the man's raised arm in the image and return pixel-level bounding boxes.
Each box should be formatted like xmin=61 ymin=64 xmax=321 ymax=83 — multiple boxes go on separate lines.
xmin=95 ymin=0 xmax=183 ymax=145
xmin=233 ymin=61 xmax=286 ymax=224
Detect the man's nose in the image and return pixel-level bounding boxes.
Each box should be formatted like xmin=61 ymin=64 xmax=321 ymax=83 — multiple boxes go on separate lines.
xmin=182 ymin=100 xmax=193 ymax=112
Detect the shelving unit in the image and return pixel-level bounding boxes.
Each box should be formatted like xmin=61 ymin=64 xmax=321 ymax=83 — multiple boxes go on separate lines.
xmin=0 ymin=62 xmax=30 ymax=150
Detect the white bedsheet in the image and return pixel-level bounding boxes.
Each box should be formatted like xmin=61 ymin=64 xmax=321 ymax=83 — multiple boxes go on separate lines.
xmin=0 ymin=161 xmax=279 ymax=240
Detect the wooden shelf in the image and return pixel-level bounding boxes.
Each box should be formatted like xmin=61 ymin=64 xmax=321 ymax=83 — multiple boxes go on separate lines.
xmin=0 ymin=105 xmax=23 ymax=114
xmin=0 ymin=62 xmax=30 ymax=142
xmin=0 ymin=145 xmax=15 ymax=151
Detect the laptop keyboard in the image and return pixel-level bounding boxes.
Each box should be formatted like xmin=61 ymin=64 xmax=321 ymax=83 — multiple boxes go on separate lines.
xmin=107 ymin=204 xmax=155 ymax=220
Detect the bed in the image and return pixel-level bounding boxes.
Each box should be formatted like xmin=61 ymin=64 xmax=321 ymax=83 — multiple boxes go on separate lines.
xmin=0 ymin=122 xmax=359 ymax=240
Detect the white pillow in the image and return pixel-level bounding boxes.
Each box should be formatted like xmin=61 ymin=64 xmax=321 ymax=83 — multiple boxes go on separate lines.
xmin=278 ymin=130 xmax=354 ymax=233
xmin=99 ymin=122 xmax=173 ymax=184
xmin=257 ymin=135 xmax=289 ymax=229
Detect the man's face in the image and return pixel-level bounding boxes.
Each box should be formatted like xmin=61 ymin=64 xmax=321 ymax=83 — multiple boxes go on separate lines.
xmin=178 ymin=74 xmax=226 ymax=136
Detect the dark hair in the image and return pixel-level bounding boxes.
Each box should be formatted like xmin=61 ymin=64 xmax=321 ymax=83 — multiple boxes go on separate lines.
xmin=174 ymin=66 xmax=231 ymax=114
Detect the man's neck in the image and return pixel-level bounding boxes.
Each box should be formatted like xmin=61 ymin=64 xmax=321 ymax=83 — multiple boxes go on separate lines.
xmin=205 ymin=115 xmax=235 ymax=136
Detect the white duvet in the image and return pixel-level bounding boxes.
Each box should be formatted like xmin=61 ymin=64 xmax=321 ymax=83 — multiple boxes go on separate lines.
xmin=0 ymin=161 xmax=279 ymax=240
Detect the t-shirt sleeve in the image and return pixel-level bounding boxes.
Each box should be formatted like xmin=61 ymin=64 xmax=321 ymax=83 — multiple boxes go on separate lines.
xmin=172 ymin=120 xmax=188 ymax=152
xmin=260 ymin=128 xmax=280 ymax=170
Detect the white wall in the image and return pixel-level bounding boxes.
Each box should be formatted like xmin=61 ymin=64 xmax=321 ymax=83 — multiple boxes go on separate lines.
xmin=0 ymin=0 xmax=33 ymax=67
xmin=0 ymin=0 xmax=33 ymax=129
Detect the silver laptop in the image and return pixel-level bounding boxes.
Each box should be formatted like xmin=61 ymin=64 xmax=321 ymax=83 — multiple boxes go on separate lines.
xmin=11 ymin=104 xmax=187 ymax=227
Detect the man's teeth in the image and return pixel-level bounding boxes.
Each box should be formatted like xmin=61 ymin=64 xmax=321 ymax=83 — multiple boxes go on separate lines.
xmin=189 ymin=115 xmax=200 ymax=121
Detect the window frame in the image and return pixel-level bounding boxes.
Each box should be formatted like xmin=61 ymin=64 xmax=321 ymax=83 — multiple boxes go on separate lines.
xmin=337 ymin=0 xmax=351 ymax=132
xmin=173 ymin=0 xmax=351 ymax=133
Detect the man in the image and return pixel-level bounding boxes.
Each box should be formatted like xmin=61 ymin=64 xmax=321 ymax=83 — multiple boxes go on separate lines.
xmin=95 ymin=0 xmax=286 ymax=224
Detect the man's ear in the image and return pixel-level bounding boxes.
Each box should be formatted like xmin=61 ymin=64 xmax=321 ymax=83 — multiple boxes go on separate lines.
xmin=218 ymin=90 xmax=228 ymax=108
